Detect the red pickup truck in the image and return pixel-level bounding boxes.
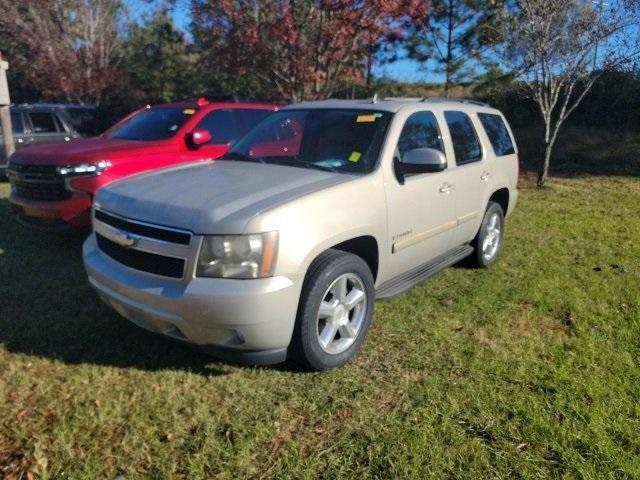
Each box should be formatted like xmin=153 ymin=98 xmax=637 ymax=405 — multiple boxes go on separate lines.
xmin=7 ymin=99 xmax=278 ymax=229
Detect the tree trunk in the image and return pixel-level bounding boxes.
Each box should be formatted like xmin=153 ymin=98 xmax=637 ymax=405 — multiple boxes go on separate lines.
xmin=445 ymin=0 xmax=454 ymax=97
xmin=365 ymin=43 xmax=373 ymax=89
xmin=537 ymin=141 xmax=552 ymax=187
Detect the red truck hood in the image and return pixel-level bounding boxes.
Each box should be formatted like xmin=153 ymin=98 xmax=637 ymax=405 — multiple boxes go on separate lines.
xmin=9 ymin=137 xmax=175 ymax=166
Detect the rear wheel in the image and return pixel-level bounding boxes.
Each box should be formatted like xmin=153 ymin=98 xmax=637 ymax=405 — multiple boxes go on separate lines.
xmin=290 ymin=249 xmax=374 ymax=370
xmin=469 ymin=201 xmax=504 ymax=268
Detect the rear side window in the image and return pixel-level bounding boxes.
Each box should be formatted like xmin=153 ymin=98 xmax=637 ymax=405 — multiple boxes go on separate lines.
xmin=64 ymin=108 xmax=102 ymax=136
xmin=28 ymin=112 xmax=59 ymax=133
xmin=444 ymin=111 xmax=482 ymax=165
xmin=478 ymin=113 xmax=515 ymax=156
xmin=196 ymin=109 xmax=242 ymax=144
xmin=10 ymin=112 xmax=24 ymax=134
xmin=397 ymin=111 xmax=444 ymax=158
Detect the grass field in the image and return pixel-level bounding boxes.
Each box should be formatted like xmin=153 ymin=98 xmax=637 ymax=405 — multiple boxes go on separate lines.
xmin=0 ymin=175 xmax=639 ymax=479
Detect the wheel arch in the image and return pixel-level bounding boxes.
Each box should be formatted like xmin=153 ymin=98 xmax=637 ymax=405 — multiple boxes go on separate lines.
xmin=488 ymin=187 xmax=509 ymax=215
xmin=329 ymin=235 xmax=379 ymax=282
xmin=300 ymin=233 xmax=380 ymax=284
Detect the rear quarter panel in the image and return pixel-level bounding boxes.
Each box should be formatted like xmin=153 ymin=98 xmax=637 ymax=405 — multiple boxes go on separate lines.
xmin=471 ymin=108 xmax=520 ymax=218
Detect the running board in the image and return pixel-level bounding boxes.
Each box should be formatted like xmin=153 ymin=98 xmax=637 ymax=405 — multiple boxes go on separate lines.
xmin=375 ymin=245 xmax=474 ymax=299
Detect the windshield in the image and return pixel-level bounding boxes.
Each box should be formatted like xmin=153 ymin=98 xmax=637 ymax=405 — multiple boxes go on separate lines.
xmin=225 ymin=109 xmax=392 ymax=174
xmin=107 ymin=107 xmax=194 ymax=141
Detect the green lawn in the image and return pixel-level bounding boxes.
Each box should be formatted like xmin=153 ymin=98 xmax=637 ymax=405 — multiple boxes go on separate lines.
xmin=1 ymin=176 xmax=639 ymax=479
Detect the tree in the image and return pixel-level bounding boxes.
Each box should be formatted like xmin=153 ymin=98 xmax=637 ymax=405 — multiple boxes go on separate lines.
xmin=502 ymin=0 xmax=640 ymax=186
xmin=0 ymin=0 xmax=124 ymax=105
xmin=120 ymin=10 xmax=197 ymax=105
xmin=406 ymin=0 xmax=507 ymax=96
xmin=191 ymin=0 xmax=428 ymax=102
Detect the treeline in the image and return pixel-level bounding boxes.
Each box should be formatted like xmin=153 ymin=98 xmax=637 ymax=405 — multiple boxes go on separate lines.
xmin=0 ymin=0 xmax=535 ymax=110
xmin=1 ymin=1 xmax=638 ymax=130
xmin=485 ymin=71 xmax=640 ymax=133
xmin=363 ymin=70 xmax=640 ymax=133
xmin=0 ymin=1 xmax=429 ymax=111
xmin=1 ymin=0 xmax=638 ymax=186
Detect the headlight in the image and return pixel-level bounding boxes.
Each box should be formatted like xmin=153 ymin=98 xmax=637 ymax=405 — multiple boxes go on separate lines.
xmin=57 ymin=160 xmax=111 ymax=176
xmin=196 ymin=232 xmax=278 ymax=279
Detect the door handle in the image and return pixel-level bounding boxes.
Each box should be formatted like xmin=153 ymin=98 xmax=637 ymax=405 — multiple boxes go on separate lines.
xmin=439 ymin=183 xmax=454 ymax=194
xmin=480 ymin=171 xmax=490 ymax=181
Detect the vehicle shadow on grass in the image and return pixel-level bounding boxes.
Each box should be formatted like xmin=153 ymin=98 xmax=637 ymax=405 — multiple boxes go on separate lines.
xmin=0 ymin=200 xmax=242 ymax=377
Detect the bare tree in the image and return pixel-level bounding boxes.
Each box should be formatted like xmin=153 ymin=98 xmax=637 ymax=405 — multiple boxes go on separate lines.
xmin=0 ymin=0 xmax=124 ymax=105
xmin=503 ymin=0 xmax=640 ymax=186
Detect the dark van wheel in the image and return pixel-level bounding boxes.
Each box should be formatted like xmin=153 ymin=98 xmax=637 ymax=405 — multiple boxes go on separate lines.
xmin=470 ymin=201 xmax=504 ymax=268
xmin=290 ymin=249 xmax=375 ymax=371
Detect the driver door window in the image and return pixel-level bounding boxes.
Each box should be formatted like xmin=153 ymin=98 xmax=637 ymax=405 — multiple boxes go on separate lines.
xmin=397 ymin=111 xmax=445 ymax=159
xmin=195 ymin=109 xmax=241 ymax=146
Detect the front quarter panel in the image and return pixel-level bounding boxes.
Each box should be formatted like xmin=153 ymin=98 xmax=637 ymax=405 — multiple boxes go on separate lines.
xmin=244 ymin=172 xmax=388 ymax=284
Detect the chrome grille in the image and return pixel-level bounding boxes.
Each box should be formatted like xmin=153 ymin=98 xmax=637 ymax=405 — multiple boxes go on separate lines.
xmin=96 ymin=233 xmax=186 ymax=278
xmin=93 ymin=209 xmax=194 ymax=280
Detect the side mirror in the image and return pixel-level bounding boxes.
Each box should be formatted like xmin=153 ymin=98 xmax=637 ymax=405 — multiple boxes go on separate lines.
xmin=186 ymin=129 xmax=212 ymax=149
xmin=399 ymin=148 xmax=447 ymax=175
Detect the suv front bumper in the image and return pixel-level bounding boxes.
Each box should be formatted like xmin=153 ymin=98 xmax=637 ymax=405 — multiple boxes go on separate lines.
xmin=83 ymin=234 xmax=303 ymax=365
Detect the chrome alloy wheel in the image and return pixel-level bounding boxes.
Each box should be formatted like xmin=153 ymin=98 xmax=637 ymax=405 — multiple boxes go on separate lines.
xmin=482 ymin=212 xmax=502 ymax=262
xmin=316 ymin=273 xmax=368 ymax=355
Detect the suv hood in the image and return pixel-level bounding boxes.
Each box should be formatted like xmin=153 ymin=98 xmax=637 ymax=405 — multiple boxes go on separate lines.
xmin=9 ymin=137 xmax=173 ymax=166
xmin=95 ymin=160 xmax=353 ymax=234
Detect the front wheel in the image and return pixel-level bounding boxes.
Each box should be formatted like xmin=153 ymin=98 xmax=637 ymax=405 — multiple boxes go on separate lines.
xmin=290 ymin=249 xmax=375 ymax=371
xmin=469 ymin=201 xmax=504 ymax=268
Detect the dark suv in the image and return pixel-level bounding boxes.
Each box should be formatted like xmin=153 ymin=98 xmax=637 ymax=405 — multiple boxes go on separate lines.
xmin=1 ymin=104 xmax=106 ymax=173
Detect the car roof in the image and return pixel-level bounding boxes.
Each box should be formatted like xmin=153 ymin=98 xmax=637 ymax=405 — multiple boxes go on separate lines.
xmin=283 ymin=97 xmax=502 ymax=115
xmin=12 ymin=103 xmax=97 ymax=111
xmin=153 ymin=101 xmax=279 ymax=111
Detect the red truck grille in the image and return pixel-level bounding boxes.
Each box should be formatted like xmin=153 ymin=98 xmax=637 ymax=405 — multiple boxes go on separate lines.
xmin=9 ymin=164 xmax=71 ymax=201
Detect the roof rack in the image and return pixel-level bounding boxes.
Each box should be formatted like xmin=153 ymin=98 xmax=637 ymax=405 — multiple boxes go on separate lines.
xmin=363 ymin=95 xmax=490 ymax=107
xmin=323 ymin=96 xmax=491 ymax=107
xmin=421 ymin=97 xmax=489 ymax=107
xmin=14 ymin=102 xmax=97 ymax=109
xmin=380 ymin=96 xmax=424 ymax=101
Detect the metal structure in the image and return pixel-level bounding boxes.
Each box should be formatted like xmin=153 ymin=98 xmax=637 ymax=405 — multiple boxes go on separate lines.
xmin=0 ymin=52 xmax=15 ymax=161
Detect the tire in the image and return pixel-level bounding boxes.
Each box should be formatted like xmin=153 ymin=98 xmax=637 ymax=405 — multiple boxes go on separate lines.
xmin=469 ymin=201 xmax=505 ymax=268
xmin=290 ymin=249 xmax=375 ymax=371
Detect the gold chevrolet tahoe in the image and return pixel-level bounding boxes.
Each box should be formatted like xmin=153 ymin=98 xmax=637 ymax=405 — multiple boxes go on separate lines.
xmin=83 ymin=97 xmax=519 ymax=370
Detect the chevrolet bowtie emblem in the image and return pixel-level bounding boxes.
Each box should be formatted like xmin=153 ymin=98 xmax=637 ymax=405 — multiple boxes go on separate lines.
xmin=112 ymin=232 xmax=138 ymax=248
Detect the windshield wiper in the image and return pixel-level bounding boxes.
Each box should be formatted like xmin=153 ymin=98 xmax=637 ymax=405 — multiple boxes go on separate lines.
xmin=292 ymin=159 xmax=340 ymax=173
xmin=223 ymin=152 xmax=266 ymax=164
xmin=266 ymin=156 xmax=340 ymax=173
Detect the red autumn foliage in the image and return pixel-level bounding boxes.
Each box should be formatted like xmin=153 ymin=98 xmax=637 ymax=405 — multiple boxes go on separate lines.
xmin=192 ymin=0 xmax=429 ymax=101
xmin=0 ymin=0 xmax=122 ymax=105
